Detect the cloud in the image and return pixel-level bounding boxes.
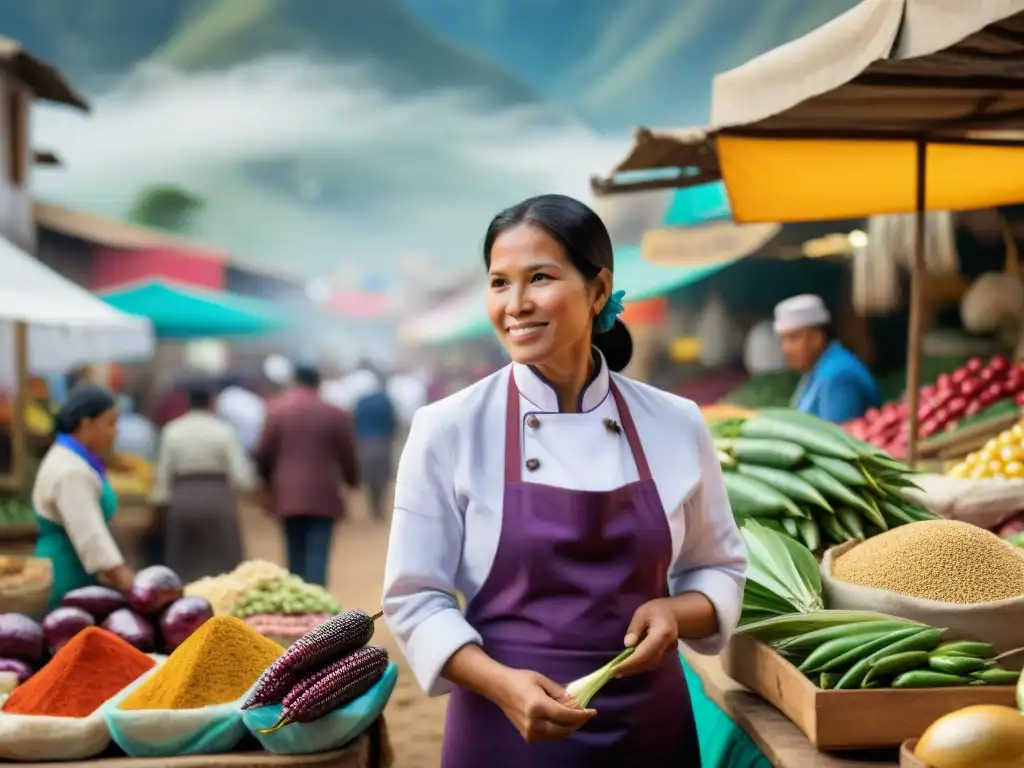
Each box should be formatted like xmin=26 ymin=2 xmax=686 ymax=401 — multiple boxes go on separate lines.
xmin=32 ymin=56 xmax=665 ymax=285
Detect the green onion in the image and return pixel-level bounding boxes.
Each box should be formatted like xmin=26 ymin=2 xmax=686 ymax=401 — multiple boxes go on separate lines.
xmin=563 ymin=648 xmax=634 ymax=709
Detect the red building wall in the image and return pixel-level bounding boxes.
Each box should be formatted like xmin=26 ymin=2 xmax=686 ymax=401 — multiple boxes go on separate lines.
xmin=90 ymin=247 xmax=225 ymax=291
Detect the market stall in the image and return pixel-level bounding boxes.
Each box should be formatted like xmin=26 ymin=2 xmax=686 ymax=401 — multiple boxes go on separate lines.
xmin=0 ymin=235 xmax=153 ymax=513
xmin=0 ymin=560 xmax=394 ymax=765
xmin=592 ymin=0 xmax=1024 ymax=467
xmin=689 ymin=406 xmax=1024 ymax=766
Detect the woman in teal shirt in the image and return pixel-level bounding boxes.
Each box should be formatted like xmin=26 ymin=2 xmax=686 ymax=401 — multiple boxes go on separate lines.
xmin=32 ymin=385 xmax=134 ymax=609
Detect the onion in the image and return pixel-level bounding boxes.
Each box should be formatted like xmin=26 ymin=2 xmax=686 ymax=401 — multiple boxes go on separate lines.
xmin=914 ymin=705 xmax=1024 ymax=768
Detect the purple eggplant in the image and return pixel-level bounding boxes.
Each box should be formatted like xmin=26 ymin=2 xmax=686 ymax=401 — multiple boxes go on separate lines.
xmin=127 ymin=565 xmax=183 ymax=616
xmin=0 ymin=613 xmax=45 ymax=661
xmin=101 ymin=608 xmax=155 ymax=653
xmin=42 ymin=607 xmax=94 ymax=654
xmin=159 ymin=596 xmax=214 ymax=652
xmin=60 ymin=585 xmax=127 ymax=620
xmin=0 ymin=657 xmax=34 ymax=683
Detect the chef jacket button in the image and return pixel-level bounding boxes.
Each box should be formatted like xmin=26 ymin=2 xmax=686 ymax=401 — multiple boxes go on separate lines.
xmin=525 ymin=458 xmax=540 ymax=472
xmin=526 ymin=415 xmax=540 ymax=429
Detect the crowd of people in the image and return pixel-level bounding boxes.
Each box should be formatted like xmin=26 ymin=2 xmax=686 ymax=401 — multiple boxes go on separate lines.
xmin=27 ymin=357 xmax=439 ymax=604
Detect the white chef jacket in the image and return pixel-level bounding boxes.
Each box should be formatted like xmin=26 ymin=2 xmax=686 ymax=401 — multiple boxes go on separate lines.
xmin=382 ymin=353 xmax=747 ymax=697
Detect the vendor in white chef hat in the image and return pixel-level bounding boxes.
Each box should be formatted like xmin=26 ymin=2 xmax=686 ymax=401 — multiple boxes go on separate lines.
xmin=774 ymin=294 xmax=881 ymax=423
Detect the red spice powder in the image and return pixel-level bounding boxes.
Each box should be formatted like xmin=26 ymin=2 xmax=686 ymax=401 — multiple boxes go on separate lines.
xmin=4 ymin=626 xmax=155 ymax=717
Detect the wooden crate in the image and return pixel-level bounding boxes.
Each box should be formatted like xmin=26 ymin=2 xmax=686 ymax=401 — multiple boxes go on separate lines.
xmin=900 ymin=740 xmax=928 ymax=767
xmin=723 ymin=633 xmax=1016 ymax=750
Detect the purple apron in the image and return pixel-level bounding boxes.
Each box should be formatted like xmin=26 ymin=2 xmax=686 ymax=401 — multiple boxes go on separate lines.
xmin=442 ymin=373 xmax=700 ymax=767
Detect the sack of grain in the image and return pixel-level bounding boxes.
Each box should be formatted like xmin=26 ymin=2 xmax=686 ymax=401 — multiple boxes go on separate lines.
xmin=904 ymin=474 xmax=1024 ymax=531
xmin=820 ymin=521 xmax=1024 ymax=652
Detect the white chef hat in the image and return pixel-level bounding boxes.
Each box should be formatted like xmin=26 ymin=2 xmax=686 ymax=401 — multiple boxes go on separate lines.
xmin=773 ymin=294 xmax=831 ymax=335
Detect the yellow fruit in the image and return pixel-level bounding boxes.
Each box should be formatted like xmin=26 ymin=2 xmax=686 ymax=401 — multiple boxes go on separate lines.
xmin=1011 ymin=423 xmax=1024 ymax=440
xmin=1006 ymin=461 xmax=1024 ymax=479
xmin=989 ymin=460 xmax=1006 ymax=475
xmin=1000 ymin=445 xmax=1024 ymax=463
xmin=985 ymin=438 xmax=1000 ymax=453
xmin=915 ymin=705 xmax=1024 ymax=768
xmin=948 ymin=464 xmax=969 ymax=479
xmin=970 ymin=465 xmax=989 ymax=479
xmin=998 ymin=431 xmax=1017 ymax=447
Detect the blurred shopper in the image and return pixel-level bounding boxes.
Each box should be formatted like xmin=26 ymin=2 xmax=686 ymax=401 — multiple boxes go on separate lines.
xmin=114 ymin=395 xmax=157 ymax=462
xmin=255 ymin=364 xmax=360 ymax=587
xmin=217 ymin=376 xmax=267 ymax=456
xmin=352 ymin=376 xmax=397 ymax=522
xmin=152 ymin=385 xmax=251 ymax=583
xmin=34 ymin=385 xmax=134 ymax=608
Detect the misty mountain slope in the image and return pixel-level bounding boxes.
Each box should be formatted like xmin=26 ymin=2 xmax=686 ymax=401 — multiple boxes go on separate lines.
xmin=401 ymin=0 xmax=859 ymax=128
xmin=1 ymin=0 xmax=544 ymax=108
xmin=153 ymin=0 xmax=542 ymax=107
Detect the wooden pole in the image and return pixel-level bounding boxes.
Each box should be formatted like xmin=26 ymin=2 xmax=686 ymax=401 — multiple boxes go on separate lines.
xmin=10 ymin=322 xmax=28 ymax=491
xmin=905 ymin=141 xmax=928 ymax=468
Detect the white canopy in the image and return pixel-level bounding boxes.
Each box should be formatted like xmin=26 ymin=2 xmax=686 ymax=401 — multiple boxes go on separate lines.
xmin=0 ymin=235 xmax=153 ymax=387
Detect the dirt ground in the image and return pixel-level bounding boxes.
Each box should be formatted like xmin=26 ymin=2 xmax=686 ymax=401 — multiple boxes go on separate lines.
xmin=238 ymin=495 xmax=446 ymax=768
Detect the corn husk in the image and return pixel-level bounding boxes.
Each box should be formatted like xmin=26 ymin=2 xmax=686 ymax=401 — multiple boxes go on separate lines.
xmin=739 ymin=519 xmax=823 ymax=625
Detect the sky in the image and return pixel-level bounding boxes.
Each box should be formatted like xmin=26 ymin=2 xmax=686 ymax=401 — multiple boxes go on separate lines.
xmin=31 ymin=55 xmax=670 ymax=293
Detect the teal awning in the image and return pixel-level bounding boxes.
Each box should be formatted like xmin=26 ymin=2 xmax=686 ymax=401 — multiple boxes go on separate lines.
xmin=410 ymin=246 xmax=734 ymax=346
xmin=614 ymin=244 xmax=735 ymax=302
xmin=100 ymin=280 xmax=289 ymax=339
xmin=663 ymin=182 xmax=731 ymax=227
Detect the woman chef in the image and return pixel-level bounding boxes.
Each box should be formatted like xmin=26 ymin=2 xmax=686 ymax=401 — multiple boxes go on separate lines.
xmin=382 ymin=194 xmax=747 ymax=767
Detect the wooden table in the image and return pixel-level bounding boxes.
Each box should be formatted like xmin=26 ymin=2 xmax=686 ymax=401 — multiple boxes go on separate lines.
xmin=682 ymin=648 xmax=899 ymax=767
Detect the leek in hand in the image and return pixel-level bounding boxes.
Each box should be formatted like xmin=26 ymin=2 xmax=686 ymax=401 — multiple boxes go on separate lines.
xmin=563 ymin=648 xmax=635 ymax=710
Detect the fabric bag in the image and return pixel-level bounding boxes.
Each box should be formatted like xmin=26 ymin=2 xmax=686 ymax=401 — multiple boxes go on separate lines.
xmin=242 ymin=661 xmax=398 ymax=755
xmin=0 ymin=705 xmax=110 ymax=762
xmin=902 ymin=474 xmax=1024 ymax=531
xmin=821 ymin=542 xmax=1024 ymax=653
xmin=102 ymin=665 xmax=248 ymax=758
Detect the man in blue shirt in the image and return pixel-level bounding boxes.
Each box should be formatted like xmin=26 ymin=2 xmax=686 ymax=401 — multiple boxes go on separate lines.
xmin=774 ymin=294 xmax=881 ymax=423
xmin=352 ymin=374 xmax=398 ymax=522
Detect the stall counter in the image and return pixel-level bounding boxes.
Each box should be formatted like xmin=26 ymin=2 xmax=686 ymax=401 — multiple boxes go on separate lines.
xmin=682 ymin=647 xmax=898 ymax=768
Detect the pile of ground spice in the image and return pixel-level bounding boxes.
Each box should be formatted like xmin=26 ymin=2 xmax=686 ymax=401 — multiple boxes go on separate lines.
xmin=3 ymin=627 xmax=155 ymax=718
xmin=120 ymin=615 xmax=282 ymax=710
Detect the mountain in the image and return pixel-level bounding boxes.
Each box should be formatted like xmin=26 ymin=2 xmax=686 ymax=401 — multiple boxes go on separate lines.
xmin=399 ymin=0 xmax=860 ymax=130
xmin=2 ymin=0 xmax=542 ymax=108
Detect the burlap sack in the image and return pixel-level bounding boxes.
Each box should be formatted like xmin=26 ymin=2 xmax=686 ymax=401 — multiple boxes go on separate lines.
xmin=821 ymin=541 xmax=1024 ymax=653
xmin=903 ymin=474 xmax=1024 ymax=531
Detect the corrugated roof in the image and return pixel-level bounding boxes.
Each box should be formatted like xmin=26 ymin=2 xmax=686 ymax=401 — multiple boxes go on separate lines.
xmin=0 ymin=36 xmax=88 ymax=111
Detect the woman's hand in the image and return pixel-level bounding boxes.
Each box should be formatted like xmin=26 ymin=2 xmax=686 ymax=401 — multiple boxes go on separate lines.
xmin=613 ymin=598 xmax=680 ymax=678
xmin=100 ymin=564 xmax=135 ymax=593
xmin=492 ymin=668 xmax=596 ymax=743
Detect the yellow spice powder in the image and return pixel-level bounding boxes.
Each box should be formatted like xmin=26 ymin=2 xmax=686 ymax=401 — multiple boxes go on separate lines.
xmin=832 ymin=520 xmax=1024 ymax=604
xmin=120 ymin=615 xmax=283 ymax=710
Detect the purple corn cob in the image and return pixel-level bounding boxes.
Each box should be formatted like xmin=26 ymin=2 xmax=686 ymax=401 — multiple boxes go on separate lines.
xmin=243 ymin=609 xmax=381 ymax=709
xmin=259 ymin=646 xmax=389 ymax=733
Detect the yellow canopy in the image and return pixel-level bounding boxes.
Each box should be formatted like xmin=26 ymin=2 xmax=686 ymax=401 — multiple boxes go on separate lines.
xmin=718 ymin=135 xmax=1024 ymax=224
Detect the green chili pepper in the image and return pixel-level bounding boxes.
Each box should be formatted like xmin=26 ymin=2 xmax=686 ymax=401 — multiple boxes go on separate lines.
xmin=932 ymin=641 xmax=996 ymax=659
xmin=862 ymin=651 xmax=929 ymax=687
xmin=970 ymin=668 xmax=1021 ymax=685
xmin=818 ymin=672 xmax=842 ymax=690
xmin=927 ymin=655 xmax=989 ymax=676
xmin=892 ymin=671 xmax=972 ymax=688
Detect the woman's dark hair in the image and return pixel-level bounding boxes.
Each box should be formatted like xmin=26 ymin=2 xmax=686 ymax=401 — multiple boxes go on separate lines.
xmin=186 ymin=384 xmax=215 ymax=410
xmin=54 ymin=384 xmax=116 ymax=435
xmin=483 ymin=193 xmax=632 ymax=372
